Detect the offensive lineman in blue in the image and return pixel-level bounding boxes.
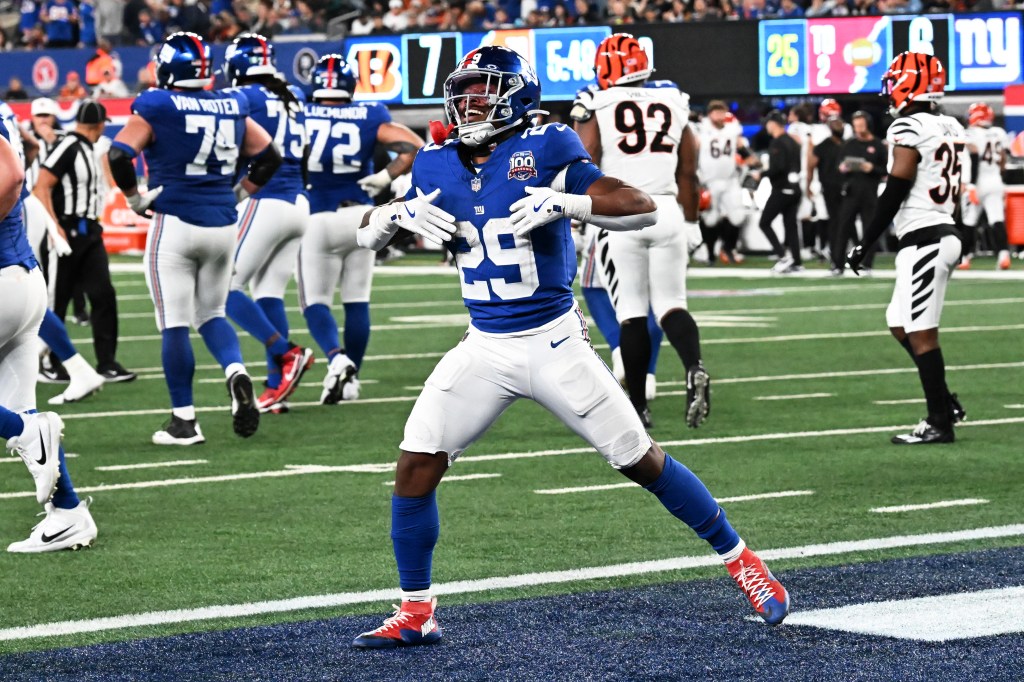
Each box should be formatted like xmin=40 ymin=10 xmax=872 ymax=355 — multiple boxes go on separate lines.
xmin=109 ymin=32 xmax=282 ymax=445
xmin=351 ymin=46 xmax=790 ymax=648
xmin=298 ymin=55 xmax=423 ymax=404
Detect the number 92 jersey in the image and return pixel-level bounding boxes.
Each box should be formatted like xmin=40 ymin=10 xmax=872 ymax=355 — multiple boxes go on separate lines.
xmin=886 ymin=112 xmax=967 ymax=239
xmin=232 ymin=84 xmax=307 ymax=202
xmin=132 ymin=88 xmax=249 ymax=227
xmin=303 ymin=100 xmax=391 ymax=213
xmin=408 ymin=124 xmax=603 ymax=334
xmin=572 ymin=86 xmax=689 ymax=196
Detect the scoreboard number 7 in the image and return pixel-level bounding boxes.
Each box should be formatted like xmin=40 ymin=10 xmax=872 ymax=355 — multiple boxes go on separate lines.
xmin=405 ymin=34 xmax=461 ymax=103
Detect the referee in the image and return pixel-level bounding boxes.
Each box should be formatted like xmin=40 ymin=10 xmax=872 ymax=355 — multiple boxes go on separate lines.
xmin=32 ymin=100 xmax=135 ymax=382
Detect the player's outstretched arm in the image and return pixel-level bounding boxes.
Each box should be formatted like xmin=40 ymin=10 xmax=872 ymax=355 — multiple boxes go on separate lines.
xmin=358 ymin=188 xmax=456 ymax=251
xmin=0 ymin=135 xmax=24 ymax=220
xmin=236 ymin=118 xmax=282 ymax=202
xmin=110 ymin=114 xmax=162 ymax=216
xmin=846 ymin=144 xmax=918 ymax=274
xmin=358 ymin=122 xmax=425 ymax=197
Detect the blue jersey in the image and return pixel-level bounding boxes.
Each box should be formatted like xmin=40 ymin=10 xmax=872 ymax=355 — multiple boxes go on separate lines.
xmin=132 ymin=88 xmax=249 ymax=227
xmin=303 ymin=100 xmax=391 ymax=214
xmin=233 ymin=84 xmax=306 ymax=202
xmin=0 ymin=103 xmax=36 ymax=270
xmin=407 ymin=124 xmax=602 ymax=334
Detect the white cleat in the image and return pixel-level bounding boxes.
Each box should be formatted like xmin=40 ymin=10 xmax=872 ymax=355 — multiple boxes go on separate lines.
xmin=645 ymin=373 xmax=657 ymax=401
xmin=320 ymin=354 xmax=359 ymax=404
xmin=7 ymin=412 xmax=63 ymax=504
xmin=8 ymin=497 xmax=97 ymax=553
xmin=48 ymin=366 xmax=105 ymax=405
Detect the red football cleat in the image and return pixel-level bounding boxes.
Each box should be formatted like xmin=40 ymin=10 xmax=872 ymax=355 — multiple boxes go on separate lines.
xmin=256 ymin=386 xmax=280 ymax=413
xmin=726 ymin=547 xmax=790 ymax=625
xmin=275 ymin=346 xmax=314 ymax=402
xmin=352 ymin=598 xmax=442 ymax=649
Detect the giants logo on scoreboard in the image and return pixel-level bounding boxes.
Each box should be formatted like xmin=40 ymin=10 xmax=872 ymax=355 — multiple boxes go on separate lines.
xmin=954 ymin=15 xmax=1021 ymax=86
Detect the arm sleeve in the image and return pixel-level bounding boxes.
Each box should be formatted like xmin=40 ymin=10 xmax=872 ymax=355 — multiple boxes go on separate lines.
xmin=860 ymin=175 xmax=913 ymax=248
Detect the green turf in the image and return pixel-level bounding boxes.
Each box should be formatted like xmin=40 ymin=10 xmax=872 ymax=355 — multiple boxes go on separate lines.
xmin=1 ymin=254 xmax=1022 ymax=654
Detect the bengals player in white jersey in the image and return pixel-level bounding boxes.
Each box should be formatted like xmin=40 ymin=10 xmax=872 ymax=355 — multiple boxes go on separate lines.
xmin=698 ymin=101 xmax=748 ymax=264
xmin=571 ymin=33 xmax=709 ymax=430
xmin=960 ymin=102 xmax=1010 ymax=270
xmin=846 ymin=52 xmax=966 ymax=445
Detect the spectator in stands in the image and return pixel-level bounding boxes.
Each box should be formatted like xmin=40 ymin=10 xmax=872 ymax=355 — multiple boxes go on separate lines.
xmin=605 ymin=0 xmax=634 ymax=23
xmin=42 ymin=0 xmax=79 ymax=48
xmin=166 ymin=0 xmax=212 ymax=39
xmin=573 ymin=0 xmax=600 ymax=23
xmin=137 ymin=9 xmax=165 ymax=45
xmin=5 ymin=77 xmax=30 ymax=101
xmin=79 ymin=0 xmax=98 ymax=46
xmin=776 ymin=0 xmax=804 ymax=15
xmin=58 ymin=71 xmax=88 ymax=100
xmin=20 ymin=0 xmax=42 ymax=45
xmin=737 ymin=0 xmax=766 ymax=18
xmin=85 ymin=40 xmax=117 ymax=86
xmin=96 ymin=0 xmax=125 ymax=45
xmin=383 ymin=0 xmax=411 ymax=31
xmin=252 ymin=0 xmax=283 ymax=36
xmin=135 ymin=64 xmax=156 ymax=93
xmin=93 ymin=69 xmax=129 ymax=98
xmin=350 ymin=10 xmax=374 ymax=34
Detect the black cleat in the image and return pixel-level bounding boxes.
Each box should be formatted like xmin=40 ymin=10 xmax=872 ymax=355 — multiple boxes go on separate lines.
xmin=39 ymin=357 xmax=70 ymax=384
xmin=891 ymin=419 xmax=955 ymax=445
xmin=152 ymin=415 xmax=206 ymax=446
xmin=98 ymin=362 xmax=137 ymax=383
xmin=227 ymin=372 xmax=260 ymax=438
xmin=685 ymin=362 xmax=711 ymax=429
xmin=636 ymin=405 xmax=652 ymax=429
xmin=950 ymin=393 xmax=966 ymax=424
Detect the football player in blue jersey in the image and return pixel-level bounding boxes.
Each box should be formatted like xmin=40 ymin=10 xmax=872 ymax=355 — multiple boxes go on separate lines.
xmin=109 ymin=32 xmax=282 ymax=445
xmin=0 ymin=99 xmax=97 ymax=552
xmin=299 ymin=55 xmax=424 ymax=403
xmin=351 ymin=46 xmax=789 ymax=649
xmin=221 ymin=33 xmax=315 ymax=414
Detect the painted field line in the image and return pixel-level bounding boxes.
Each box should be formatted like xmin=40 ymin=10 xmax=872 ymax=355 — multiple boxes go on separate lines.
xmin=1006 ymin=404 xmax=1024 ymax=409
xmin=95 ymin=460 xmax=208 ymax=472
xmin=873 ymin=399 xmax=925 ymax=405
xmin=535 ymin=481 xmax=814 ymax=503
xmin=382 ymin=473 xmax=501 ymax=486
xmin=694 ymin=296 xmax=1024 ymax=317
xmin=57 ymin=396 xmax=417 ymax=421
xmin=2 ymin=523 xmax=1022 ymax=642
xmin=870 ymin=499 xmax=990 ymax=514
xmin=754 ymin=393 xmax=833 ymax=401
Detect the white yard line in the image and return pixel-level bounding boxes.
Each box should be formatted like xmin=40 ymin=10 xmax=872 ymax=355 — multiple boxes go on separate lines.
xmin=57 ymin=396 xmax=418 ymax=421
xmin=873 ymin=399 xmax=925 ymax=405
xmin=1005 ymin=404 xmax=1024 ymax=409
xmin=381 ymin=473 xmax=501 ymax=485
xmin=754 ymin=393 xmax=833 ymax=401
xmin=870 ymin=499 xmax=990 ymax=514
xmin=94 ymin=460 xmax=208 ymax=472
xmin=1 ymin=523 xmax=1022 ymax=641
xmin=535 ymin=482 xmax=814 ymax=503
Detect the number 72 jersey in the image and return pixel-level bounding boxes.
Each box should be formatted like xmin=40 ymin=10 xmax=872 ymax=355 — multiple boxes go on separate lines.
xmin=886 ymin=112 xmax=967 ymax=239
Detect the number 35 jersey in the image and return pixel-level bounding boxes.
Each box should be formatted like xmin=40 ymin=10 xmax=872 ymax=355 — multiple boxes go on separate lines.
xmin=573 ymin=86 xmax=689 ymax=196
xmin=407 ymin=124 xmax=603 ymax=334
xmin=886 ymin=112 xmax=967 ymax=239
xmin=303 ymin=100 xmax=391 ymax=214
xmin=132 ymin=88 xmax=250 ymax=227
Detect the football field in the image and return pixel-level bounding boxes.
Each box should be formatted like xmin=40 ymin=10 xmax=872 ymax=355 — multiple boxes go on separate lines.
xmin=2 ymin=255 xmax=1024 ymax=679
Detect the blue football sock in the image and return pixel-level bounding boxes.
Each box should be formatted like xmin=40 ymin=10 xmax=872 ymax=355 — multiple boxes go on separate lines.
xmin=198 ymin=318 xmax=245 ymax=371
xmin=0 ymin=406 xmax=24 ymax=439
xmin=226 ymin=290 xmax=290 ymax=357
xmin=647 ymin=309 xmax=663 ymax=375
xmin=391 ymin=492 xmax=439 ymax=592
xmin=51 ymin=446 xmax=80 ymax=510
xmin=303 ymin=303 xmax=342 ymax=360
xmin=257 ymin=297 xmax=289 ymax=388
xmin=39 ymin=309 xmax=77 ymax=362
xmin=644 ymin=454 xmax=741 ymax=555
xmin=582 ymin=287 xmax=620 ymax=349
xmin=161 ymin=327 xmax=195 ymax=408
xmin=343 ymin=302 xmax=370 ymax=368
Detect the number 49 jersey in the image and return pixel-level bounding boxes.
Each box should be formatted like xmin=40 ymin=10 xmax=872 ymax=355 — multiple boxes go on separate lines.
xmin=132 ymin=88 xmax=249 ymax=227
xmin=966 ymin=124 xmax=1007 ymax=187
xmin=573 ymin=86 xmax=688 ymax=196
xmin=407 ymin=124 xmax=603 ymax=334
xmin=887 ymin=112 xmax=967 ymax=239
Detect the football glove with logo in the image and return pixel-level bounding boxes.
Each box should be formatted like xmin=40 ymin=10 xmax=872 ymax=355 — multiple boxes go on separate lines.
xmin=358 ymin=187 xmax=456 ymax=250
xmin=126 ymin=186 xmax=163 ymax=218
xmin=509 ymin=186 xmax=592 ymax=238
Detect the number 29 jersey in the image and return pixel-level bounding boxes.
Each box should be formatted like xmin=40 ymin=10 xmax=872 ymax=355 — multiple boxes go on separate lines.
xmin=886 ymin=112 xmax=967 ymax=239
xmin=407 ymin=124 xmax=603 ymax=334
xmin=132 ymin=88 xmax=249 ymax=227
xmin=573 ymin=86 xmax=688 ymax=196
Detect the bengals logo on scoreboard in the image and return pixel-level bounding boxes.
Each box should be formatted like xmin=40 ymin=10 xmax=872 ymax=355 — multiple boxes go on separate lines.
xmin=347 ymin=42 xmax=402 ymax=101
xmin=508 ymin=150 xmax=537 ymax=181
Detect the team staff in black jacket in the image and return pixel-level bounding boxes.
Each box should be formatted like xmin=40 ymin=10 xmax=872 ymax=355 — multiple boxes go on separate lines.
xmin=833 ymin=112 xmax=888 ymax=276
xmin=759 ymin=110 xmax=804 ymax=274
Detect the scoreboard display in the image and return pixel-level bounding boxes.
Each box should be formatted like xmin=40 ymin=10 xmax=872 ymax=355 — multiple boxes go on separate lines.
xmin=760 ymin=12 xmax=1022 ymax=96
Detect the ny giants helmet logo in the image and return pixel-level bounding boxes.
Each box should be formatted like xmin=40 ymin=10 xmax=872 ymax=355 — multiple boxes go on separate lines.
xmin=508 ymin=150 xmax=537 ymax=181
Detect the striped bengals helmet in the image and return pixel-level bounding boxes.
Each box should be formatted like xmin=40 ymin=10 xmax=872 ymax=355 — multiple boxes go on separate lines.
xmin=595 ymin=33 xmax=651 ymax=90
xmin=818 ymin=98 xmax=841 ymax=122
xmin=881 ymin=51 xmax=946 ymax=116
xmin=968 ymin=102 xmax=995 ymax=127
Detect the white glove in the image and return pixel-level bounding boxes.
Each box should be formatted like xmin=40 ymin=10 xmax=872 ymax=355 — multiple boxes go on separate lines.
xmin=509 ymin=186 xmax=591 ymax=238
xmin=233 ymin=182 xmax=251 ymax=205
xmin=684 ymin=220 xmax=703 ymax=251
xmin=42 ymin=213 xmax=72 ymax=256
xmin=126 ymin=186 xmax=163 ymax=217
xmin=357 ymin=169 xmax=393 ymax=198
xmin=359 ymin=187 xmax=456 ymax=250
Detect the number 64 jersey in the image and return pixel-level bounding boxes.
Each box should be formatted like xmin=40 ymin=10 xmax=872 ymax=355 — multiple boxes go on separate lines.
xmin=886 ymin=112 xmax=968 ymax=239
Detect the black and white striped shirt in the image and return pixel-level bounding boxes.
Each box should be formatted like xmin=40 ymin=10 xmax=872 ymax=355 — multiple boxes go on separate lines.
xmin=41 ymin=132 xmax=100 ymax=221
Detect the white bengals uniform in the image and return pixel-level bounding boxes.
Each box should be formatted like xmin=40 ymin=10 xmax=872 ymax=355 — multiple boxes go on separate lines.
xmin=962 ymin=124 xmax=1007 ymax=227
xmin=574 ymin=85 xmax=690 ymax=321
xmin=884 ymin=112 xmax=967 ymax=333
xmin=698 ymin=116 xmax=746 ymax=227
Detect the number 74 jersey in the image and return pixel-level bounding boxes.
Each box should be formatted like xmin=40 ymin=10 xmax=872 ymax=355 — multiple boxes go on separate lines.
xmin=886 ymin=112 xmax=968 ymax=240
xmin=573 ymin=85 xmax=689 ymax=196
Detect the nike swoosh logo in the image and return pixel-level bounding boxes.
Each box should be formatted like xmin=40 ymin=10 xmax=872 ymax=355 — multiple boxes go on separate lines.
xmin=36 ymin=427 xmax=47 ymax=466
xmin=41 ymin=525 xmax=74 ymax=543
xmin=550 ymin=336 xmax=570 ymax=348
xmin=405 ymin=205 xmax=417 ymax=219
xmin=533 ymin=198 xmax=550 ymax=212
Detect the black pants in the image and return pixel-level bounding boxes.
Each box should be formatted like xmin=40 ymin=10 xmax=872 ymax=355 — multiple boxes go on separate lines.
xmin=832 ymin=184 xmax=879 ymax=270
xmin=759 ymin=190 xmax=802 ymax=264
xmin=53 ymin=219 xmax=120 ymax=369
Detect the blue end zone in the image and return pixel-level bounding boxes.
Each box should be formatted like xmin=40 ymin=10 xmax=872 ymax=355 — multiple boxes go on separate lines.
xmin=2 ymin=547 xmax=1023 ymax=681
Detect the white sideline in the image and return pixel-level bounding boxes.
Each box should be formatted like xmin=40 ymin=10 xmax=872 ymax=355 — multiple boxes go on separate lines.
xmin=873 ymin=399 xmax=925 ymax=405
xmin=1 ymin=523 xmax=1022 ymax=642
xmin=870 ymin=499 xmax=990 ymax=514
xmin=95 ymin=460 xmax=208 ymax=472
xmin=381 ymin=473 xmax=501 ymax=485
xmin=754 ymin=393 xmax=833 ymax=401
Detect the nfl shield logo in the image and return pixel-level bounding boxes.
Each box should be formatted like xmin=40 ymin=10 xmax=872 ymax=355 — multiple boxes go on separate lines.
xmin=471 ymin=177 xmax=482 ymax=192
xmin=508 ymin=151 xmax=538 ymax=181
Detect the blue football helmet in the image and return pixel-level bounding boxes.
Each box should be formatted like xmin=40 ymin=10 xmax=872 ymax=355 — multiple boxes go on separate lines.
xmin=443 ymin=46 xmax=544 ymax=147
xmin=311 ymin=54 xmax=357 ymax=101
xmin=223 ymin=33 xmax=278 ymax=86
xmin=155 ymin=32 xmax=213 ymax=90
